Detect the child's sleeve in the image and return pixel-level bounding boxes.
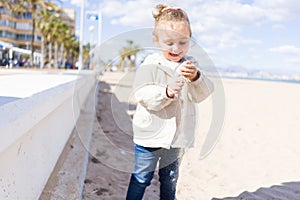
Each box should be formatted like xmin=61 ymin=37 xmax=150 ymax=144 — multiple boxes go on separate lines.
xmin=133 ymin=65 xmax=174 ymax=111
xmin=184 ymin=56 xmax=214 ymax=103
xmin=187 ymin=72 xmax=214 ymax=103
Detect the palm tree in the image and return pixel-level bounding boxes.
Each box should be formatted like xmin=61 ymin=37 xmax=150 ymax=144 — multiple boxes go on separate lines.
xmin=38 ymin=10 xmax=70 ymax=69
xmin=0 ymin=0 xmax=20 ymax=11
xmin=51 ymin=19 xmax=68 ymax=68
xmin=57 ymin=25 xmax=70 ymax=68
xmin=6 ymin=0 xmax=61 ymax=67
xmin=64 ymin=33 xmax=79 ymax=68
xmin=119 ymin=40 xmax=141 ymax=70
xmin=83 ymin=43 xmax=91 ymax=68
xmin=61 ymin=30 xmax=74 ymax=68
xmin=38 ymin=9 xmax=55 ymax=68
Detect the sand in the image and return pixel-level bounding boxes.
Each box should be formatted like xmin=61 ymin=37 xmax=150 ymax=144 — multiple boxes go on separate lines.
xmin=82 ymin=71 xmax=300 ymax=200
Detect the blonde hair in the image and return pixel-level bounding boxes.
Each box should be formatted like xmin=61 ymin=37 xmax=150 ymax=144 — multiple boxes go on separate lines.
xmin=152 ymin=4 xmax=192 ymax=37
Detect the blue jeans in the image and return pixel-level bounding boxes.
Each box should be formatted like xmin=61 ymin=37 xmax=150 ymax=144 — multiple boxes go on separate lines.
xmin=126 ymin=144 xmax=182 ymax=200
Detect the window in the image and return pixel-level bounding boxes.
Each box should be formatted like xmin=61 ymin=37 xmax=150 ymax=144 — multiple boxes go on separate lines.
xmin=8 ymin=20 xmax=15 ymax=28
xmin=23 ymin=12 xmax=32 ymax=19
xmin=16 ymin=34 xmax=32 ymax=41
xmin=16 ymin=22 xmax=32 ymax=30
xmin=0 ymin=19 xmax=16 ymax=28
xmin=3 ymin=31 xmax=15 ymax=39
xmin=13 ymin=13 xmax=22 ymax=19
xmin=0 ymin=20 xmax=6 ymax=26
xmin=0 ymin=7 xmax=10 ymax=15
xmin=36 ymin=35 xmax=41 ymax=42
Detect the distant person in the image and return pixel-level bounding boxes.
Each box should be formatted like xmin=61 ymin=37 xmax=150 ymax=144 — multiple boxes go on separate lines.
xmin=21 ymin=58 xmax=26 ymax=67
xmin=126 ymin=4 xmax=214 ymax=200
xmin=75 ymin=61 xmax=79 ymax=69
xmin=65 ymin=61 xmax=71 ymax=69
xmin=25 ymin=59 xmax=30 ymax=68
xmin=13 ymin=58 xmax=19 ymax=67
xmin=58 ymin=60 xmax=62 ymax=69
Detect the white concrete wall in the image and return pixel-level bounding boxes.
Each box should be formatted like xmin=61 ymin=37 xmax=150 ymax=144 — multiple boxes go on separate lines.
xmin=0 ymin=71 xmax=97 ymax=200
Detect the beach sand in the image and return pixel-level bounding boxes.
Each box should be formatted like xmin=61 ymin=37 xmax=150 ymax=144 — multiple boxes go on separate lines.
xmin=82 ymin=71 xmax=300 ymax=200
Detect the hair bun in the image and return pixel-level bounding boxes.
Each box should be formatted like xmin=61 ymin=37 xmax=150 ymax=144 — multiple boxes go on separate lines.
xmin=152 ymin=4 xmax=168 ymax=19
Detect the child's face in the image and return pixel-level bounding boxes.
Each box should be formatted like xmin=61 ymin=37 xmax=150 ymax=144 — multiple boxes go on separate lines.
xmin=155 ymin=21 xmax=191 ymax=62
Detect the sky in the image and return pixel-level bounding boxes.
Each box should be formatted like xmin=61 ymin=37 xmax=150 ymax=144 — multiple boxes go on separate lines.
xmin=60 ymin=0 xmax=300 ymax=74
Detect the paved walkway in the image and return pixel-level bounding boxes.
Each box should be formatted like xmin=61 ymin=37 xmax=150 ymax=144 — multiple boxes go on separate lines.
xmin=82 ymin=71 xmax=160 ymax=200
xmin=0 ymin=69 xmax=78 ymax=106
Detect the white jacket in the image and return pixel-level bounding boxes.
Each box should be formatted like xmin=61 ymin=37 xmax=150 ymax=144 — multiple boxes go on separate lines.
xmin=132 ymin=54 xmax=214 ymax=149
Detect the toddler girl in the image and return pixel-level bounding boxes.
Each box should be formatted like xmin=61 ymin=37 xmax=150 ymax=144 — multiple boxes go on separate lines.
xmin=126 ymin=4 xmax=214 ymax=200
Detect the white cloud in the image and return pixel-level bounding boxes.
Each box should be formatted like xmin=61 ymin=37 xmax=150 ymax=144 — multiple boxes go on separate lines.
xmin=64 ymin=0 xmax=92 ymax=7
xmin=272 ymin=24 xmax=285 ymax=30
xmin=197 ymin=31 xmax=262 ymax=51
xmin=66 ymin=0 xmax=82 ymax=7
xmin=288 ymin=57 xmax=300 ymax=64
xmin=100 ymin=1 xmax=126 ymax=17
xmin=216 ymin=32 xmax=259 ymax=49
xmin=100 ymin=0 xmax=154 ymax=26
xmin=97 ymin=0 xmax=300 ymax=72
xmin=75 ymin=29 xmax=80 ymax=37
xmin=99 ymin=0 xmax=299 ymax=37
xmin=100 ymin=0 xmax=271 ymax=28
xmin=190 ymin=1 xmax=268 ymax=30
xmin=269 ymin=45 xmax=300 ymax=54
xmin=99 ymin=0 xmax=271 ymax=49
xmin=253 ymin=0 xmax=300 ymax=20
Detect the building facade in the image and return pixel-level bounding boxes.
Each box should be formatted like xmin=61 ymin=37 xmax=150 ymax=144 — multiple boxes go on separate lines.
xmin=0 ymin=4 xmax=75 ymax=67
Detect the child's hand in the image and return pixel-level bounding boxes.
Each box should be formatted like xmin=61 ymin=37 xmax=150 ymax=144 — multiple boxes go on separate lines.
xmin=179 ymin=61 xmax=200 ymax=81
xmin=166 ymin=79 xmax=184 ymax=98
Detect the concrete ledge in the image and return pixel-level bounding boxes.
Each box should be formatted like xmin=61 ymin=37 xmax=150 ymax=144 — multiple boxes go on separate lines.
xmin=0 ymin=70 xmax=97 ymax=200
xmin=39 ymin=83 xmax=96 ymax=200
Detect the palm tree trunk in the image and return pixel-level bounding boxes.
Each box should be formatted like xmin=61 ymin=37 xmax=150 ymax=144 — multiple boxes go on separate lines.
xmin=54 ymin=41 xmax=58 ymax=68
xmin=60 ymin=42 xmax=64 ymax=63
xmin=60 ymin=43 xmax=64 ymax=69
xmin=49 ymin=42 xmax=52 ymax=67
xmin=41 ymin=36 xmax=45 ymax=69
xmin=30 ymin=17 xmax=36 ymax=68
xmin=62 ymin=51 xmax=68 ymax=69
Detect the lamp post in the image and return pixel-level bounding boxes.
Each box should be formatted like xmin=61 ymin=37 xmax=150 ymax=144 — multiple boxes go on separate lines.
xmin=98 ymin=11 xmax=102 ymax=46
xmin=86 ymin=11 xmax=102 ymax=47
xmin=78 ymin=0 xmax=85 ymax=70
xmin=89 ymin=25 xmax=95 ymax=48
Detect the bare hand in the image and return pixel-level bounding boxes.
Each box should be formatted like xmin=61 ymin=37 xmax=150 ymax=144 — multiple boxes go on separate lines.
xmin=179 ymin=61 xmax=199 ymax=81
xmin=167 ymin=79 xmax=184 ymax=98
